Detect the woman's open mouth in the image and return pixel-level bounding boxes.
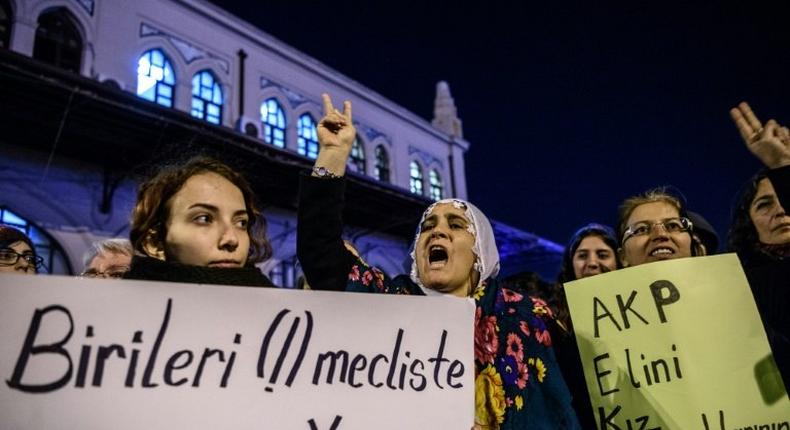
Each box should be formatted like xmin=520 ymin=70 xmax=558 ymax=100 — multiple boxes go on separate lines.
xmin=428 ymin=245 xmax=449 ymax=268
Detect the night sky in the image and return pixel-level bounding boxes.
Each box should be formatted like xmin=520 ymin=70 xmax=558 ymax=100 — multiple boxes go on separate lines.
xmin=211 ymin=1 xmax=790 ymax=248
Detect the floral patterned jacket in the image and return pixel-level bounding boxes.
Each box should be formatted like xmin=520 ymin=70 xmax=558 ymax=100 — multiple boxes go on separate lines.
xmin=345 ymin=260 xmax=580 ymax=429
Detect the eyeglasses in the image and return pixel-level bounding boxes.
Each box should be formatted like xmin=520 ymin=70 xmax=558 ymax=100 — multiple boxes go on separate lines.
xmin=622 ymin=217 xmax=693 ymax=243
xmin=80 ymin=266 xmax=130 ymax=279
xmin=0 ymin=248 xmax=44 ymax=270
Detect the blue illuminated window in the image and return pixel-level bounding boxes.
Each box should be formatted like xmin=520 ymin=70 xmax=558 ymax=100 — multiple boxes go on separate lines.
xmin=0 ymin=207 xmax=73 ymax=275
xmin=374 ymin=145 xmax=390 ymax=183
xmin=297 ymin=114 xmax=319 ymax=159
xmin=260 ymin=98 xmax=286 ymax=148
xmin=410 ymin=161 xmax=424 ymax=195
xmin=429 ymin=169 xmax=444 ymax=201
xmin=136 ymin=49 xmax=175 ymax=107
xmin=191 ymin=70 xmax=223 ymax=125
xmin=349 ymin=137 xmax=366 ymax=174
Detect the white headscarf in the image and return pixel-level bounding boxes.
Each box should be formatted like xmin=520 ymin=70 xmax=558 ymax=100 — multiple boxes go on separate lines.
xmin=409 ymin=198 xmax=500 ymax=296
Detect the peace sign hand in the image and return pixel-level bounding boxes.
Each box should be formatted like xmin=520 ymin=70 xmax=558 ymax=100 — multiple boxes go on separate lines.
xmin=730 ymin=102 xmax=790 ymax=169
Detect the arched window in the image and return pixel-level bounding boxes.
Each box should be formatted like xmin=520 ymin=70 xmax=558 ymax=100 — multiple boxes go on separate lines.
xmin=0 ymin=207 xmax=73 ymax=275
xmin=191 ymin=70 xmax=223 ymax=125
xmin=33 ymin=8 xmax=83 ymax=73
xmin=297 ymin=113 xmax=319 ymax=159
xmin=260 ymin=98 xmax=286 ymax=148
xmin=429 ymin=169 xmax=444 ymax=201
xmin=0 ymin=0 xmax=11 ymax=49
xmin=374 ymin=145 xmax=390 ymax=183
xmin=136 ymin=49 xmax=175 ymax=107
xmin=409 ymin=161 xmax=424 ymax=195
xmin=348 ymin=137 xmax=366 ymax=174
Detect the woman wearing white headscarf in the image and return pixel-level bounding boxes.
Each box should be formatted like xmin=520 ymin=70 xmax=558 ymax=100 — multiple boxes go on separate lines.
xmin=297 ymin=94 xmax=580 ymax=429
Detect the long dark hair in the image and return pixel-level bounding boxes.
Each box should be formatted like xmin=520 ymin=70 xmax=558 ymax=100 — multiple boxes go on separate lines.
xmin=552 ymin=223 xmax=621 ymax=335
xmin=728 ymin=170 xmax=769 ymax=268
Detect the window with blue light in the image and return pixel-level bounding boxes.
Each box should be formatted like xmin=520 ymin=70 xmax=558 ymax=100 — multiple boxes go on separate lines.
xmin=429 ymin=169 xmax=444 ymax=201
xmin=136 ymin=49 xmax=175 ymax=107
xmin=375 ymin=145 xmax=390 ymax=183
xmin=410 ymin=161 xmax=424 ymax=195
xmin=297 ymin=114 xmax=319 ymax=159
xmin=191 ymin=70 xmax=223 ymax=125
xmin=0 ymin=207 xmax=72 ymax=275
xmin=349 ymin=137 xmax=366 ymax=174
xmin=260 ymin=98 xmax=286 ymax=148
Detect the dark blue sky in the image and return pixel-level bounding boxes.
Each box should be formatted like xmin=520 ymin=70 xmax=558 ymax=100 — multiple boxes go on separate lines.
xmin=211 ymin=1 xmax=790 ymax=247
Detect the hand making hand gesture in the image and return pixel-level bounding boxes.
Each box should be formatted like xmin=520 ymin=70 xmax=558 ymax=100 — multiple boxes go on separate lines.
xmin=730 ymin=102 xmax=790 ymax=169
xmin=313 ymin=93 xmax=356 ymax=177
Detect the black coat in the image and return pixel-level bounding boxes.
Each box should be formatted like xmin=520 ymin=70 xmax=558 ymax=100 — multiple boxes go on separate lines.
xmin=744 ymin=166 xmax=790 ymax=386
xmin=124 ymin=255 xmax=275 ymax=288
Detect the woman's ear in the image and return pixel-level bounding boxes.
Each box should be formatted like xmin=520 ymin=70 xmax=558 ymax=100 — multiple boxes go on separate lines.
xmin=618 ymin=247 xmax=629 ymax=268
xmin=141 ymin=230 xmax=166 ymax=261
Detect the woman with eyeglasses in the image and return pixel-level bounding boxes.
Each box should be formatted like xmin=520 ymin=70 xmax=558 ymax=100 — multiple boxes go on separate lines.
xmin=616 ymin=189 xmax=705 ymax=268
xmin=728 ymin=102 xmax=790 ymax=386
xmin=0 ymin=225 xmax=43 ymax=275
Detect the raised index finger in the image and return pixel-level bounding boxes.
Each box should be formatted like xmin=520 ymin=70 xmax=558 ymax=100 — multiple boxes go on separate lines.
xmin=322 ymin=93 xmax=335 ymax=116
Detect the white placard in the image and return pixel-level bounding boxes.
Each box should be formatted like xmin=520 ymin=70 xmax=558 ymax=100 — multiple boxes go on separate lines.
xmin=0 ymin=274 xmax=474 ymax=429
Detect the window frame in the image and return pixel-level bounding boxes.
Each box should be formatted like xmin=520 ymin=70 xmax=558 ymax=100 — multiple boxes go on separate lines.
xmin=297 ymin=113 xmax=319 ymax=159
xmin=409 ymin=160 xmax=424 ymax=196
xmin=349 ymin=136 xmax=366 ymax=174
xmin=260 ymin=97 xmax=287 ymax=148
xmin=32 ymin=7 xmax=84 ymax=73
xmin=191 ymin=69 xmax=223 ymax=125
xmin=374 ymin=145 xmax=390 ymax=183
xmin=429 ymin=169 xmax=444 ymax=201
xmin=136 ymin=48 xmax=176 ymax=107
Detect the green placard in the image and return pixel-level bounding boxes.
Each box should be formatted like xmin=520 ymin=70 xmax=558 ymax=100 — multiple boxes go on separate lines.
xmin=564 ymin=254 xmax=789 ymax=429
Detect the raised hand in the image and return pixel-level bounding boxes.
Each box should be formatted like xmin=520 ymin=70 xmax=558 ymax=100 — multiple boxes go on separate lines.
xmin=312 ymin=93 xmax=356 ymax=177
xmin=730 ymin=102 xmax=790 ymax=169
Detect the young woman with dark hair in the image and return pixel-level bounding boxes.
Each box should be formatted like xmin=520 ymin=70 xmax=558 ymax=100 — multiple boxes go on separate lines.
xmin=550 ymin=223 xmax=621 ymax=428
xmin=125 ymin=156 xmax=274 ymax=287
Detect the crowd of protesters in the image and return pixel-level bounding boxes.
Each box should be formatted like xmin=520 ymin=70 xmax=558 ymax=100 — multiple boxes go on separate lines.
xmin=1 ymin=98 xmax=787 ymax=429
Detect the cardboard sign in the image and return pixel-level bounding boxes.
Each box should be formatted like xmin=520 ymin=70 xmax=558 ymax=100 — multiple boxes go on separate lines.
xmin=565 ymin=254 xmax=790 ymax=429
xmin=0 ymin=274 xmax=475 ymax=429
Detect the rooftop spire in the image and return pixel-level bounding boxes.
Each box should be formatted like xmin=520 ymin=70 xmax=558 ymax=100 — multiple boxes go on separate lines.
xmin=431 ymin=81 xmax=463 ymax=138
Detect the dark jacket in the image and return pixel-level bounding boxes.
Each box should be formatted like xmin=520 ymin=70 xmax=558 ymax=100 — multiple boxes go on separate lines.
xmin=743 ymin=166 xmax=790 ymax=386
xmin=125 ymin=255 xmax=275 ymax=288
